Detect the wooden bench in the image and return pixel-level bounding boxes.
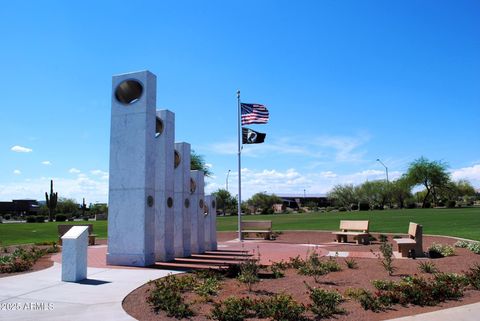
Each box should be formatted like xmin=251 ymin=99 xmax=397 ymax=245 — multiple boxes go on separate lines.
xmin=58 ymin=224 xmax=96 ymax=246
xmin=241 ymin=220 xmax=272 ymax=240
xmin=332 ymin=220 xmax=370 ymax=245
xmin=393 ymin=222 xmax=423 ymax=257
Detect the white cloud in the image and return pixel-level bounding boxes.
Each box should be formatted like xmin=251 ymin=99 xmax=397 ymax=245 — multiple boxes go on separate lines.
xmin=69 ymin=168 xmax=81 ymax=174
xmin=204 ymin=133 xmax=370 ymax=164
xmin=205 ymin=163 xmax=213 ymax=169
xmin=90 ymin=170 xmax=109 ymax=180
xmin=451 ymin=164 xmax=480 ymax=186
xmin=11 ymin=145 xmax=33 ymax=153
xmin=13 ymin=169 xmax=21 ymax=175
xmin=41 ymin=160 xmax=52 ymax=165
xmin=206 ymin=167 xmax=403 ymax=199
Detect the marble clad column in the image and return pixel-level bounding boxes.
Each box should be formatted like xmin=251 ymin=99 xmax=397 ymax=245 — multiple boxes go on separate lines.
xmin=204 ymin=195 xmax=212 ymax=251
xmin=154 ymin=110 xmax=175 ymax=261
xmin=190 ymin=170 xmax=205 ymax=254
xmin=107 ymin=71 xmax=156 ymax=267
xmin=209 ymin=196 xmax=218 ymax=251
xmin=174 ymin=142 xmax=192 ymax=257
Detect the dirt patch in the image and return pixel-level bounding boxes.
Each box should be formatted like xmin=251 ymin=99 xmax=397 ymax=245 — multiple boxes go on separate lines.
xmin=123 ymin=231 xmax=480 ymax=321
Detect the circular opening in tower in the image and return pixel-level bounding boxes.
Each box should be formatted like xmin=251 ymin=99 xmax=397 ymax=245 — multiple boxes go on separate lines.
xmin=204 ymin=204 xmax=209 ymax=216
xmin=155 ymin=117 xmax=164 ymax=138
xmin=167 ymin=197 xmax=173 ymax=208
xmin=115 ymin=80 xmax=143 ymax=105
xmin=174 ymin=150 xmax=181 ymax=168
xmin=211 ymin=200 xmax=216 ymax=209
xmin=147 ymin=195 xmax=154 ymax=207
xmin=184 ymin=198 xmax=190 ymax=208
xmin=190 ymin=178 xmax=196 ymax=194
xmin=199 ymin=199 xmax=204 ymax=209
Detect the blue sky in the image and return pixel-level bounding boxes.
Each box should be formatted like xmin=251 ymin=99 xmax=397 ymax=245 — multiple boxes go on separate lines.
xmin=1 ymin=0 xmax=479 ymax=203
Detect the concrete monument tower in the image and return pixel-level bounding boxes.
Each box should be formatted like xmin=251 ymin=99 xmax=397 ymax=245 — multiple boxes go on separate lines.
xmin=107 ymin=71 xmax=156 ymax=267
xmin=154 ymin=110 xmax=175 ymax=261
xmin=190 ymin=170 xmax=205 ymax=253
xmin=174 ymin=142 xmax=192 ymax=257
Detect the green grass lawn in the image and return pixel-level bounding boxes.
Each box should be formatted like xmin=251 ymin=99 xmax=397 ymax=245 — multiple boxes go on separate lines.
xmin=218 ymin=207 xmax=480 ymax=241
xmin=0 ymin=221 xmax=108 ymax=246
xmin=1 ymin=207 xmax=479 ymax=246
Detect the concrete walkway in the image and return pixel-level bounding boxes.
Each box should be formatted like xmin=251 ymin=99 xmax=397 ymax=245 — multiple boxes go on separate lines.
xmin=0 ymin=263 xmax=179 ymax=321
xmin=386 ymin=302 xmax=480 ymax=321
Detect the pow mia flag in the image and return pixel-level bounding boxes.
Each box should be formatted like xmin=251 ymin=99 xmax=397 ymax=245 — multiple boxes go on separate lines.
xmin=242 ymin=127 xmax=266 ymax=144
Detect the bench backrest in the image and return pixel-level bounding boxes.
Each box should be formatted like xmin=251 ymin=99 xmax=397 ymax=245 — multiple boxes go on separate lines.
xmin=242 ymin=220 xmax=272 ymax=230
xmin=58 ymin=224 xmax=93 ymax=237
xmin=339 ymin=220 xmax=369 ymax=232
xmin=407 ymin=222 xmax=422 ymax=239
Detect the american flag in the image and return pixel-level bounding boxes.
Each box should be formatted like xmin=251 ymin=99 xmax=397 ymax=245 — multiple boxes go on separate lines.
xmin=241 ymin=103 xmax=269 ymax=125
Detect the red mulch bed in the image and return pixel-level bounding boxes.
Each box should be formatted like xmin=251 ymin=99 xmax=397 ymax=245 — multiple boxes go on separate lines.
xmin=123 ymin=231 xmax=480 ymax=321
xmin=0 ymin=244 xmax=56 ymax=278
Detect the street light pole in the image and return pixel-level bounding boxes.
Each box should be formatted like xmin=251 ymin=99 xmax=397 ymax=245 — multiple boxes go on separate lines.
xmin=226 ymin=169 xmax=231 ymax=192
xmin=376 ymin=159 xmax=389 ymax=183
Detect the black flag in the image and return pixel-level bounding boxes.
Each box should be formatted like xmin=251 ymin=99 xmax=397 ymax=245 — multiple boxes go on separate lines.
xmin=242 ymin=127 xmax=266 ymax=144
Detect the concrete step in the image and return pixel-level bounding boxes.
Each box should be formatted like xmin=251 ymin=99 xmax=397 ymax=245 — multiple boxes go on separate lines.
xmin=190 ymin=254 xmax=251 ymax=261
xmin=152 ymin=262 xmax=229 ymax=271
xmin=204 ymin=250 xmax=251 ymax=256
xmin=174 ymin=257 xmax=244 ymax=265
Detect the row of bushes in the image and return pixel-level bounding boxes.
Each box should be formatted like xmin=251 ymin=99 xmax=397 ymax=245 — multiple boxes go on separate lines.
xmin=0 ymin=244 xmax=59 ymax=273
xmin=347 ymin=266 xmax=480 ymax=312
xmin=24 ymin=214 xmax=91 ymax=223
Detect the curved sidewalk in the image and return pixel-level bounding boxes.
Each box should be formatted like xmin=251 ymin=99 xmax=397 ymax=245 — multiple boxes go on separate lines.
xmin=0 ymin=263 xmax=179 ymax=321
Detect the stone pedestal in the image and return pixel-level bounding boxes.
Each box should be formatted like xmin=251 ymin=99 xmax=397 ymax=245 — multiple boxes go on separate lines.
xmin=61 ymin=226 xmax=88 ymax=282
xmin=154 ymin=110 xmax=175 ymax=262
xmin=107 ymin=70 xmax=156 ymax=267
xmin=174 ymin=142 xmax=191 ymax=257
xmin=190 ymin=170 xmax=205 ymax=254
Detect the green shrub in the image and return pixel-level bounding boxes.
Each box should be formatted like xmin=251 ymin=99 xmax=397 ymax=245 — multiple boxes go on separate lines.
xmin=307 ymin=285 xmax=345 ymax=318
xmin=418 ymin=261 xmax=439 ymax=274
xmin=35 ymin=216 xmax=46 ymax=223
xmin=338 ymin=207 xmax=347 ymax=212
xmin=406 ymin=202 xmax=416 ymax=209
xmin=447 ymin=200 xmax=456 ymax=208
xmin=467 ymin=242 xmax=480 ymax=254
xmin=358 ymin=290 xmax=384 ymax=312
xmin=0 ymin=246 xmax=56 ymax=273
xmin=194 ymin=277 xmax=219 ymax=300
xmin=432 ymin=273 xmax=467 ymax=300
xmin=372 ymin=242 xmax=396 ymax=276
xmin=147 ymin=274 xmax=195 ymax=319
xmin=270 ymin=261 xmax=288 ymax=278
xmin=26 ymin=216 xmax=36 ymax=223
xmin=379 ymin=234 xmax=388 ymax=242
xmin=350 ymin=203 xmax=359 ymax=210
xmin=428 ymin=243 xmax=455 ymax=258
xmin=288 ymin=255 xmax=305 ymax=269
xmin=465 ymin=264 xmax=480 ymax=290
xmin=345 ymin=258 xmax=358 ymax=269
xmin=210 ymin=297 xmax=253 ymax=321
xmin=455 ymin=240 xmax=470 ymax=248
xmin=253 ymin=293 xmax=305 ymax=321
xmin=358 ymin=202 xmax=370 ymax=211
xmin=372 ymin=279 xmax=397 ymax=291
xmin=55 ymin=214 xmax=67 ymax=222
xmin=237 ymin=258 xmax=260 ymax=291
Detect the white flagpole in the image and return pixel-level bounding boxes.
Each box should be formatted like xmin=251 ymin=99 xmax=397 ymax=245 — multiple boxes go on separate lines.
xmin=237 ymin=90 xmax=242 ymax=241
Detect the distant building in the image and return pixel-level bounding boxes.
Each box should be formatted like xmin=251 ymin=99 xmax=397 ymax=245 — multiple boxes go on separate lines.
xmin=275 ymin=193 xmax=331 ymax=209
xmin=0 ymin=199 xmax=40 ymax=216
